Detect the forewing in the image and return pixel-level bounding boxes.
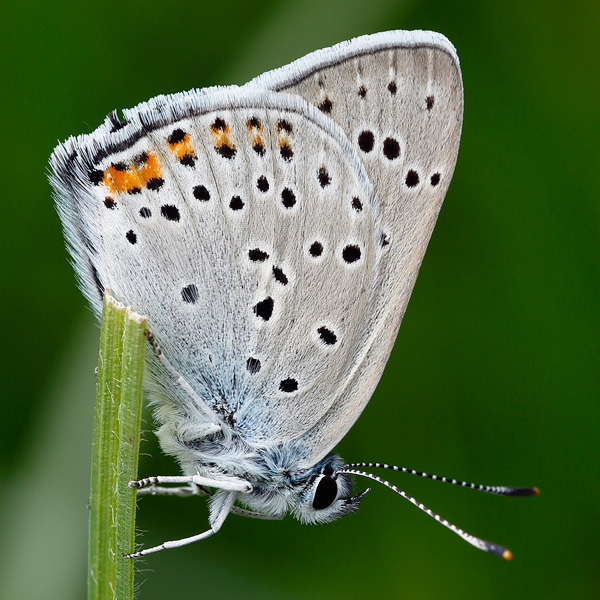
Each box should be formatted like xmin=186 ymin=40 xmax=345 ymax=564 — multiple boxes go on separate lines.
xmin=49 ymin=88 xmax=384 ymax=445
xmin=247 ymin=31 xmax=463 ymax=466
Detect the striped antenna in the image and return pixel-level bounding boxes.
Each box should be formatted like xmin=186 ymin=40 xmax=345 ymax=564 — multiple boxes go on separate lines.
xmin=338 ymin=463 xmax=538 ymax=559
xmin=343 ymin=462 xmax=539 ymax=497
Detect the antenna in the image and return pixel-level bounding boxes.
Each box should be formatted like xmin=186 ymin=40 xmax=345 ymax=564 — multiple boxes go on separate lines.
xmin=338 ymin=462 xmax=538 ymax=559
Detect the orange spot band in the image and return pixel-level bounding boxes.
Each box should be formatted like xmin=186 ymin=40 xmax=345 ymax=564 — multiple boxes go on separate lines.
xmin=101 ymin=151 xmax=163 ymax=194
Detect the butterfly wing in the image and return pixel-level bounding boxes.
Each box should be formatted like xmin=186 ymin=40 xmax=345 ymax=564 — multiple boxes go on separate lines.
xmin=50 ymin=30 xmax=462 ymax=471
xmin=49 ymin=88 xmax=386 ymax=448
xmin=247 ymin=30 xmax=463 ymax=467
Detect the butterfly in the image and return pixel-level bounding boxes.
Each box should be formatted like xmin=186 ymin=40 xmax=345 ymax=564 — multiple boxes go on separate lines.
xmin=49 ymin=30 xmax=536 ymax=559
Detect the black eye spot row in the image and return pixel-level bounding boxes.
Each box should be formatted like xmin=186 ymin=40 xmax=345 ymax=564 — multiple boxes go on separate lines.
xmin=249 ymin=248 xmax=269 ymax=262
xmin=125 ymin=203 xmax=180 ymax=243
xmin=279 ymin=378 xmax=298 ymax=393
xmin=89 ymin=169 xmax=104 ymax=185
xmin=351 ymin=80 xmax=434 ymax=109
xmin=317 ymin=326 xmax=337 ymax=345
xmin=257 ymin=176 xmax=269 ymax=192
xmin=342 ymin=245 xmax=361 ymax=263
xmin=190 ymin=176 xmax=356 ymax=212
xmin=247 ymin=248 xmax=289 ymax=286
xmin=146 ymin=177 xmax=164 ymax=191
xmin=193 ymin=185 xmax=210 ymax=201
xmin=351 ymin=197 xmax=363 ymax=212
xmin=277 ymin=120 xmax=293 ymax=133
xmin=122 ymin=177 xmax=373 ymax=246
xmin=358 ymin=130 xmax=399 ymax=160
xmin=161 ymin=204 xmax=180 ymax=221
xmin=137 ymin=177 xmax=357 ymax=215
xmin=167 ymin=128 xmax=187 ymax=144
xmin=318 ymin=167 xmax=331 ymax=188
xmin=254 ymin=297 xmax=274 ymax=321
xmin=404 ymin=170 xmax=441 ymax=188
xmin=181 ymin=284 xmax=199 ymax=304
xmin=230 ymin=196 xmax=244 ymax=211
xmin=307 ymin=241 xmax=362 ymax=264
xmin=318 ymin=97 xmax=333 ymax=113
xmin=309 ymin=241 xmax=323 ymax=257
xmin=272 ymin=266 xmax=288 ymax=285
xmin=124 ymin=195 xmax=369 ymax=247
xmin=279 ymin=143 xmax=293 ymax=161
xmin=212 ymin=117 xmax=226 ymax=131
xmin=281 ymin=188 xmax=295 ymax=208
xmin=246 ymin=357 xmax=261 ymax=374
xmin=216 ymin=144 xmax=236 ymax=160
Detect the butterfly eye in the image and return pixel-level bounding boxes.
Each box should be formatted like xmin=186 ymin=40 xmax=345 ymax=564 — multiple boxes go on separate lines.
xmin=312 ymin=475 xmax=338 ymax=510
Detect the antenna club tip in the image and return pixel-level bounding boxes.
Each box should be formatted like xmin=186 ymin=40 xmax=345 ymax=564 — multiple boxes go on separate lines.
xmin=502 ymin=549 xmax=513 ymax=561
xmin=532 ymin=487 xmax=540 ymax=496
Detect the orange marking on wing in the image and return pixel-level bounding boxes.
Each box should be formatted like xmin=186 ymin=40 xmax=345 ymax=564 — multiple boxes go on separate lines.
xmin=101 ymin=172 xmax=117 ymax=194
xmin=211 ymin=121 xmax=236 ymax=152
xmin=246 ymin=117 xmax=262 ymax=131
xmin=246 ymin=118 xmax=265 ymax=153
xmin=107 ymin=164 xmax=140 ymax=193
xmin=252 ymin=133 xmax=264 ymax=148
xmin=211 ymin=121 xmax=231 ymax=135
xmin=278 ymin=133 xmax=293 ymax=159
xmin=277 ymin=123 xmax=291 ymax=149
xmin=167 ymin=132 xmax=196 ymax=160
xmin=101 ymin=152 xmax=163 ymax=194
xmin=138 ymin=152 xmax=162 ymax=184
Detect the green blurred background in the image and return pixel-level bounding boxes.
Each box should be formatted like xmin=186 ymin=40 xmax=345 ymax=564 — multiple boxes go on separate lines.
xmin=1 ymin=0 xmax=598 ymax=598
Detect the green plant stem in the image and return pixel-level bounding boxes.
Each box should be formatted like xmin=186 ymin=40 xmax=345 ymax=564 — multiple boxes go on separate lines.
xmin=88 ymin=293 xmax=146 ymax=600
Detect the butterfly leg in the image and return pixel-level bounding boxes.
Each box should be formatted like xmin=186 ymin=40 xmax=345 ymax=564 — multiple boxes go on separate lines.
xmin=136 ymin=483 xmax=198 ymax=497
xmin=130 ymin=474 xmax=252 ymax=493
xmin=124 ymin=490 xmax=237 ymax=558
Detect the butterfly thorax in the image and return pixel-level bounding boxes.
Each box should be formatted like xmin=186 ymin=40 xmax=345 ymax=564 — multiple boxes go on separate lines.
xmin=153 ymin=397 xmax=358 ymax=522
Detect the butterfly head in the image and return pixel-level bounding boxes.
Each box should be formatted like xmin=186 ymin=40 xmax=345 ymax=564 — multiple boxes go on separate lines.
xmin=290 ymin=454 xmax=370 ymax=524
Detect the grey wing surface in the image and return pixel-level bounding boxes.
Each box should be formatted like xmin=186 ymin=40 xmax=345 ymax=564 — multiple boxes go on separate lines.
xmin=50 ymin=88 xmax=385 ymax=447
xmin=246 ymin=30 xmax=463 ymax=468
